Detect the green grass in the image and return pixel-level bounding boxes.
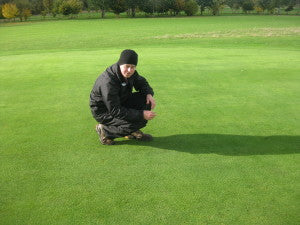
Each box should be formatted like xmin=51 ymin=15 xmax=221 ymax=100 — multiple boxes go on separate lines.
xmin=0 ymin=16 xmax=299 ymax=225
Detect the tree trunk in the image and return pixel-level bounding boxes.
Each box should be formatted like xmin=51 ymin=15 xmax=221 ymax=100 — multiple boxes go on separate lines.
xmin=200 ymin=6 xmax=204 ymax=15
xmin=101 ymin=9 xmax=105 ymax=18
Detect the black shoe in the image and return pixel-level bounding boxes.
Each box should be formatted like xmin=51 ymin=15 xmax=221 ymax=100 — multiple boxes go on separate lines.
xmin=95 ymin=124 xmax=115 ymax=145
xmin=130 ymin=130 xmax=153 ymax=141
xmin=124 ymin=135 xmax=135 ymax=140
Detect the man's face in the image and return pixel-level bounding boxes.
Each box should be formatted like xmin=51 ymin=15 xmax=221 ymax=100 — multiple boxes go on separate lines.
xmin=120 ymin=64 xmax=136 ymax=78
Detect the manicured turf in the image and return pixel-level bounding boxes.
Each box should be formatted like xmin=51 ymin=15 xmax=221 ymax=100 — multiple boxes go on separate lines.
xmin=0 ymin=16 xmax=299 ymax=225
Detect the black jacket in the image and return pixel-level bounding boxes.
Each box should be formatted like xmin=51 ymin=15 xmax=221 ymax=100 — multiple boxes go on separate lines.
xmin=90 ymin=63 xmax=154 ymax=123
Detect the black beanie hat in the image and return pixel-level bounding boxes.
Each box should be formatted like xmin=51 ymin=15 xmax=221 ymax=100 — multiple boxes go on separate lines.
xmin=118 ymin=49 xmax=138 ymax=66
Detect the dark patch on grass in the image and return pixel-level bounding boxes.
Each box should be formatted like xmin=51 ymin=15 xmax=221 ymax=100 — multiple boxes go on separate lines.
xmin=117 ymin=134 xmax=300 ymax=155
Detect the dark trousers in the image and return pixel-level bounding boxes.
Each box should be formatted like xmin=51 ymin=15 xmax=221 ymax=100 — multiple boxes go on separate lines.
xmin=101 ymin=92 xmax=151 ymax=139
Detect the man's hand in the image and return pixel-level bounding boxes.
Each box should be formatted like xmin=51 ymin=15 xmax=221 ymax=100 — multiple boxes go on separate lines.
xmin=146 ymin=94 xmax=156 ymax=110
xmin=143 ymin=110 xmax=156 ymax=120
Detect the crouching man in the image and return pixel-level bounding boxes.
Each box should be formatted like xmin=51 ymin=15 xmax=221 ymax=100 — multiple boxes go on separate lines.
xmin=89 ymin=49 xmax=156 ymax=145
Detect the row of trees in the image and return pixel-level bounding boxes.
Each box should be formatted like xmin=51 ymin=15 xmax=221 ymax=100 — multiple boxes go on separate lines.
xmin=1 ymin=0 xmax=84 ymax=20
xmin=1 ymin=0 xmax=298 ymax=21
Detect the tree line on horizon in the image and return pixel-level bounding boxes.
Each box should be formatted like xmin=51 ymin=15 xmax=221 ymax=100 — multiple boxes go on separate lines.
xmin=0 ymin=0 xmax=298 ymax=21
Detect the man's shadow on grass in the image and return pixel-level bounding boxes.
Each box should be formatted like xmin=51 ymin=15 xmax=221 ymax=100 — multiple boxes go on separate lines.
xmin=118 ymin=134 xmax=300 ymax=155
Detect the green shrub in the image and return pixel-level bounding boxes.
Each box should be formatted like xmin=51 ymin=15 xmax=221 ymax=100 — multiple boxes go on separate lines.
xmin=242 ymin=0 xmax=254 ymax=13
xmin=60 ymin=1 xmax=72 ymax=15
xmin=184 ymin=0 xmax=199 ymax=16
xmin=59 ymin=0 xmax=82 ymax=16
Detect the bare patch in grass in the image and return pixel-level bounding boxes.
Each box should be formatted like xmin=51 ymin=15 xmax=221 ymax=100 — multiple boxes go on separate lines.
xmin=153 ymin=27 xmax=300 ymax=39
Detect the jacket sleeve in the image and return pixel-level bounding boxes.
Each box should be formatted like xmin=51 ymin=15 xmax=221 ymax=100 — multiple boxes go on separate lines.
xmin=133 ymin=73 xmax=154 ymax=96
xmin=100 ymin=77 xmax=144 ymax=122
